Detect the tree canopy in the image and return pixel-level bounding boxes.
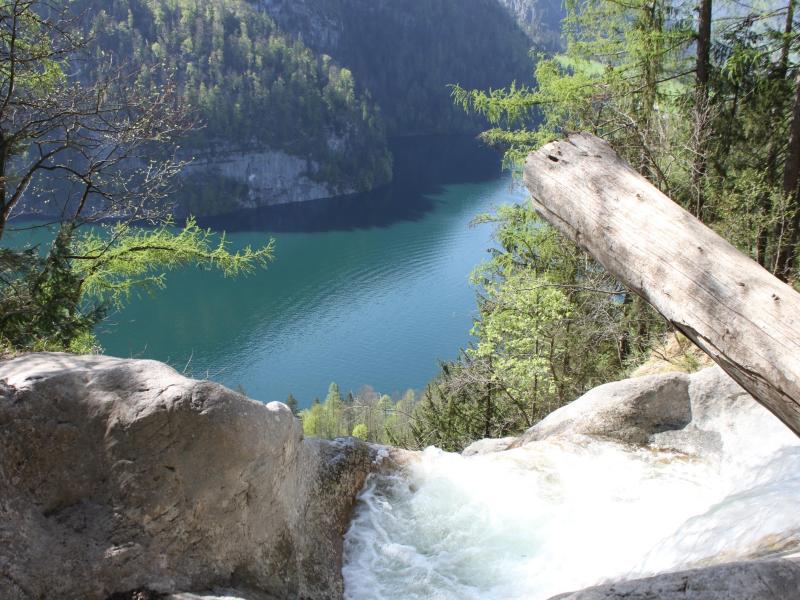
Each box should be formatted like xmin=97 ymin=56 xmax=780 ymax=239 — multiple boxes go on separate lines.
xmin=0 ymin=0 xmax=274 ymax=353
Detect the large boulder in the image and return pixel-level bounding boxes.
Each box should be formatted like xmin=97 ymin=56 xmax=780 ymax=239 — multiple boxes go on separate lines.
xmin=549 ymin=558 xmax=800 ymax=599
xmin=0 ymin=353 xmax=382 ymax=599
xmin=505 ymin=365 xmax=796 ymax=455
xmin=513 ymin=371 xmax=693 ymax=446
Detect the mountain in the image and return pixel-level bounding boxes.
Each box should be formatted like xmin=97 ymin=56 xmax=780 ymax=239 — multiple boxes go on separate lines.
xmin=77 ymin=0 xmax=562 ymax=213
xmin=255 ymin=0 xmax=549 ymax=134
xmin=496 ymin=0 xmax=564 ymax=49
xmin=83 ymin=0 xmax=392 ymax=214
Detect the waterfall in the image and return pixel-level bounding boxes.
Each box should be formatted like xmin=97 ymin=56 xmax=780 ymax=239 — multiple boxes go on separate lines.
xmin=342 ymin=378 xmax=800 ymax=599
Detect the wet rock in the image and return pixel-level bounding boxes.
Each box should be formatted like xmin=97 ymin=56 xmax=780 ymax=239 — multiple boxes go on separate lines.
xmin=504 ymin=366 xmax=798 ymax=455
xmin=548 ymin=558 xmax=800 ymax=599
xmin=461 ymin=437 xmax=516 ymax=456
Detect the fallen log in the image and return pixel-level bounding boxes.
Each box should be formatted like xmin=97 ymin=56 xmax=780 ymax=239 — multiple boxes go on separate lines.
xmin=523 ymin=133 xmax=800 ymax=437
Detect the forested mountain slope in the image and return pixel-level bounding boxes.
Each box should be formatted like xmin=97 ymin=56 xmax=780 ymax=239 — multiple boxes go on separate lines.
xmin=67 ymin=0 xmax=561 ymax=213
xmin=80 ymin=0 xmax=392 ymax=213
xmin=496 ymin=0 xmax=563 ymax=48
xmin=256 ymin=0 xmax=552 ymax=134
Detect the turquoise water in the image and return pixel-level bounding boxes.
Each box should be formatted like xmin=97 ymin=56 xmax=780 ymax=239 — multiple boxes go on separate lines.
xmin=88 ymin=137 xmax=527 ymax=406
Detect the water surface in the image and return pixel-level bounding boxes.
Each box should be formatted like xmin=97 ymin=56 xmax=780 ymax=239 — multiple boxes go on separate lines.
xmin=97 ymin=136 xmax=527 ymax=406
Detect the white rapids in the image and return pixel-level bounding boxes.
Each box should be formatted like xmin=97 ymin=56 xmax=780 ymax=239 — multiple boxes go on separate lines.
xmin=342 ymin=380 xmax=800 ymax=599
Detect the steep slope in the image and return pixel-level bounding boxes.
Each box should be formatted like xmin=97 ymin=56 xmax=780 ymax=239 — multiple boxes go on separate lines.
xmin=496 ymin=0 xmax=563 ymax=48
xmin=255 ymin=0 xmax=553 ymax=134
xmin=58 ymin=0 xmax=562 ymax=214
xmin=82 ymin=0 xmax=393 ymax=213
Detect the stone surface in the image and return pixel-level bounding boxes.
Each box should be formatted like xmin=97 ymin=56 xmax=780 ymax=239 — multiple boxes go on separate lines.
xmin=0 ymin=353 xmax=381 ymax=600
xmin=548 ymin=558 xmax=800 ymax=599
xmin=461 ymin=436 xmax=515 ymax=456
xmin=182 ymin=147 xmax=347 ymax=212
xmin=504 ymin=366 xmax=797 ymax=454
xmin=513 ymin=371 xmax=693 ymax=446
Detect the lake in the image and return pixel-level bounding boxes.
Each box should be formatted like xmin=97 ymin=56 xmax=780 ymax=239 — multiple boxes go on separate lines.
xmin=96 ymin=136 xmax=527 ymax=407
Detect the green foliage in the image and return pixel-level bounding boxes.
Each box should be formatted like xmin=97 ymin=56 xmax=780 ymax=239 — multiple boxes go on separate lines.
xmin=73 ymin=218 xmax=274 ymax=307
xmin=0 ymin=232 xmax=103 ymax=352
xmin=285 ymin=393 xmax=298 ymax=415
xmin=452 ymin=0 xmax=694 ymax=175
xmin=0 ymin=4 xmax=69 ymax=100
xmin=300 ymin=385 xmax=418 ymax=445
xmin=81 ymin=0 xmax=392 ymax=195
xmin=406 ymin=205 xmax=661 ymax=450
xmin=0 ymin=220 xmax=274 ymax=353
xmin=452 ymin=0 xmax=800 ymax=278
xmin=351 ymin=423 xmax=369 ymax=440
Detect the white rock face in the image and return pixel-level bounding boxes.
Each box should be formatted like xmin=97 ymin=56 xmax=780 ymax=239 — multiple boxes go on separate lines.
xmin=0 ymin=353 xmax=380 ymax=599
xmin=512 ymin=366 xmax=798 ymax=454
xmin=514 ymin=371 xmax=693 ymax=446
xmin=184 ymin=148 xmax=347 ymax=209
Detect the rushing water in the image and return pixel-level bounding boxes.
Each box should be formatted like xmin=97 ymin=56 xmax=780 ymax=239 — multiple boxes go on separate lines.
xmin=92 ymin=136 xmax=526 ymax=406
xmin=343 ymin=391 xmax=800 ymax=599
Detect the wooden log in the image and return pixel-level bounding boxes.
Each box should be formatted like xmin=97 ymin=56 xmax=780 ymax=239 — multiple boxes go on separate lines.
xmin=524 ymin=133 xmax=800 ymax=437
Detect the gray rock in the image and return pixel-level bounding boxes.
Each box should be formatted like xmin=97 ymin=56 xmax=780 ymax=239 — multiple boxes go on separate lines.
xmin=506 ymin=366 xmax=795 ymax=455
xmin=0 ymin=353 xmax=381 ymax=599
xmin=514 ymin=371 xmax=693 ymax=446
xmin=182 ymin=147 xmax=346 ymax=211
xmin=167 ymin=590 xmax=272 ymax=600
xmin=461 ymin=437 xmax=516 ymax=456
xmin=548 ymin=558 xmax=800 ymax=599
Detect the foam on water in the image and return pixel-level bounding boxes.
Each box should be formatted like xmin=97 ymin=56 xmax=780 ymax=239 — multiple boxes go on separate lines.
xmin=343 ymin=406 xmax=800 ymax=599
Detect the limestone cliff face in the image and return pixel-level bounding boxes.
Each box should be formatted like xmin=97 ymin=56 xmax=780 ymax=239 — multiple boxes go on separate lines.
xmin=0 ymin=353 xmax=387 ymax=599
xmin=257 ymin=0 xmax=344 ymax=49
xmin=495 ymin=0 xmax=564 ymax=48
xmin=180 ymin=146 xmax=349 ymax=214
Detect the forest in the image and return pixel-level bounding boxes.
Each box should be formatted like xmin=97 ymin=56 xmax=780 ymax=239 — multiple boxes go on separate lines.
xmin=80 ymin=0 xmax=393 ymax=197
xmin=299 ymin=0 xmax=800 ymax=450
xmin=260 ymin=0 xmax=543 ymax=134
xmin=72 ymin=0 xmax=556 ymax=203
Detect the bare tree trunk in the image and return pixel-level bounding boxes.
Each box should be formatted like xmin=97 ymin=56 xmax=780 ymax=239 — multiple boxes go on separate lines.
xmin=0 ymin=132 xmax=7 ymax=241
xmin=691 ymin=0 xmax=712 ymax=218
xmin=524 ymin=133 xmax=800 ymax=438
xmin=758 ymin=0 xmax=794 ymax=268
xmin=774 ymin=71 xmax=800 ymax=280
xmin=780 ymin=0 xmax=794 ymax=76
xmin=484 ymin=355 xmax=494 ymax=438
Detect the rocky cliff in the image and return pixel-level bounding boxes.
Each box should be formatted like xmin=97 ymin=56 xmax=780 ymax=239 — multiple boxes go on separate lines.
xmin=0 ymin=354 xmax=389 ymax=599
xmin=178 ymin=147 xmax=348 ymax=216
xmin=495 ymin=0 xmax=563 ymax=48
